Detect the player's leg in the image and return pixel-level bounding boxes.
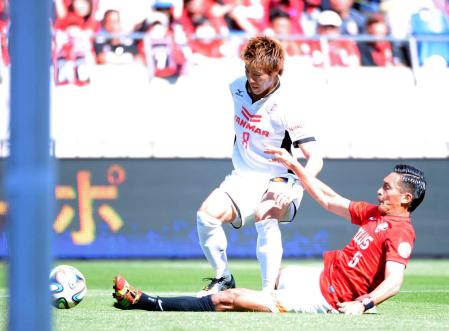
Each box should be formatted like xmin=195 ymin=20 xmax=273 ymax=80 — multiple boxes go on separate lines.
xmin=212 ymin=288 xmax=273 ymax=312
xmin=113 ymin=275 xmax=273 ymax=312
xmin=272 ymin=266 xmax=336 ymax=313
xmin=196 ymin=187 xmax=237 ymax=296
xmin=255 ymin=175 xmax=304 ymax=291
xmin=254 ymin=195 xmax=284 ymax=292
xmin=113 ymin=275 xmax=216 ymax=311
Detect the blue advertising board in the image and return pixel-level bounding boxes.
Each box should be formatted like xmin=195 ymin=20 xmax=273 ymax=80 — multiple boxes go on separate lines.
xmin=1 ymin=158 xmax=448 ymax=258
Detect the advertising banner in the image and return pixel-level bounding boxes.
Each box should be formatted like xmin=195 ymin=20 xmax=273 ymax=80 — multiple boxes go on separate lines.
xmin=0 ymin=158 xmax=448 ymax=258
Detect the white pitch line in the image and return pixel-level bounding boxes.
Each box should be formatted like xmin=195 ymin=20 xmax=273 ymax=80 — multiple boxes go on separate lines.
xmin=400 ymin=290 xmax=449 ymax=293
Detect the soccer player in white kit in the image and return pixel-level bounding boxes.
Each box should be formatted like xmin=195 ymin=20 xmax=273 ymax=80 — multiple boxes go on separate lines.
xmin=196 ymin=35 xmax=323 ymax=296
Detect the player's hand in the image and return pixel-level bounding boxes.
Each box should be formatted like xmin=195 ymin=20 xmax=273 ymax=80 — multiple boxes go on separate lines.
xmin=337 ymin=301 xmax=365 ymax=315
xmin=273 ymin=191 xmax=294 ymax=208
xmin=264 ymin=146 xmax=297 ymax=169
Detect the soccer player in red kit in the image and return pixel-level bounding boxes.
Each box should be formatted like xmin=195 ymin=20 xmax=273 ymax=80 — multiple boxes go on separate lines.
xmin=113 ymin=148 xmax=426 ymax=315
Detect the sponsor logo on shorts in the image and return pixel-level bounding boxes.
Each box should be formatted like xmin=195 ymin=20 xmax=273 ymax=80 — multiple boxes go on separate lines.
xmin=271 ymin=177 xmax=288 ymax=183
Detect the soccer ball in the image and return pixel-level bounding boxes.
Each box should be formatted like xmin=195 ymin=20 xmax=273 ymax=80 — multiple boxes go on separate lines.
xmin=49 ymin=265 xmax=87 ymax=309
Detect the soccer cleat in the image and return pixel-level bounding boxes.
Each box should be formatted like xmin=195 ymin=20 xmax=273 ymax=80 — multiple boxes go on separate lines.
xmin=112 ymin=275 xmax=142 ymax=309
xmin=196 ymin=274 xmax=236 ymax=297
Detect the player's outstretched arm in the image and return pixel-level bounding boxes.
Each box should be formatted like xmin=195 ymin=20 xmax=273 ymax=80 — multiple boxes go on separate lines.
xmin=337 ymin=261 xmax=405 ymax=315
xmin=265 ymin=146 xmax=351 ymax=220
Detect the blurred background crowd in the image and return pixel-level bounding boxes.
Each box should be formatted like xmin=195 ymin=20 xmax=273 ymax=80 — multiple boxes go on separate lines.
xmin=0 ymin=0 xmax=449 ymax=85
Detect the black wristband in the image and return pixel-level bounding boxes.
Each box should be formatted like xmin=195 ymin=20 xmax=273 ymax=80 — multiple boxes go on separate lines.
xmin=360 ymin=297 xmax=375 ymax=312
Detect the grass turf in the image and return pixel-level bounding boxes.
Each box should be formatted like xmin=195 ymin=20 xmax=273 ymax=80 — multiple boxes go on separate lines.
xmin=0 ymin=259 xmax=448 ymax=330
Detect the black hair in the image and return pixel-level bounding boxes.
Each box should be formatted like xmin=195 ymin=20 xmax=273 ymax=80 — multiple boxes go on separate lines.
xmin=269 ymin=8 xmax=290 ymax=23
xmin=394 ymin=164 xmax=426 ymax=212
xmin=102 ymin=9 xmax=119 ymax=23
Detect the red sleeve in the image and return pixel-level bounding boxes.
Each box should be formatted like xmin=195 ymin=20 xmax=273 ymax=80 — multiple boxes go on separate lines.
xmin=384 ymin=225 xmax=415 ymax=266
xmin=349 ymin=201 xmax=378 ymax=226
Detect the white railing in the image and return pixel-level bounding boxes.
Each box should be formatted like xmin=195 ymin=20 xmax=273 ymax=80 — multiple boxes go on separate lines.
xmin=1 ymin=34 xmax=449 ymax=159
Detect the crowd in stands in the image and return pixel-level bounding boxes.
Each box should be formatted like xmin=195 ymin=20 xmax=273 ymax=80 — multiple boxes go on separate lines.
xmin=0 ymin=0 xmax=449 ymax=84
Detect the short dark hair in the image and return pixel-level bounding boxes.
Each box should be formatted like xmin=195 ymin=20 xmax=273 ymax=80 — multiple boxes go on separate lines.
xmin=394 ymin=164 xmax=426 ymax=212
xmin=103 ymin=9 xmax=119 ymax=23
xmin=269 ymin=8 xmax=290 ymax=23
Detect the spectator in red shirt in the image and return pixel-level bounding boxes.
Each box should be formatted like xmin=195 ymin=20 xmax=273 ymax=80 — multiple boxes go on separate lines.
xmin=221 ymin=0 xmax=265 ymax=35
xmin=188 ymin=15 xmax=227 ymax=58
xmin=54 ymin=0 xmax=99 ymax=31
xmin=139 ymin=11 xmax=187 ymax=81
xmin=358 ymin=13 xmax=407 ymax=67
xmin=179 ymin=0 xmax=229 ymax=37
xmin=112 ymin=150 xmax=426 ymax=315
xmin=263 ymin=8 xmax=301 ymax=56
xmin=261 ymin=0 xmax=303 ymax=33
xmin=0 ymin=0 xmax=9 ymax=67
xmin=53 ymin=0 xmax=99 ymax=85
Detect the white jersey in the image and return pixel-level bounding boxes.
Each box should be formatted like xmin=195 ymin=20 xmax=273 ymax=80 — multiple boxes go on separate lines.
xmin=230 ymin=76 xmax=316 ymax=177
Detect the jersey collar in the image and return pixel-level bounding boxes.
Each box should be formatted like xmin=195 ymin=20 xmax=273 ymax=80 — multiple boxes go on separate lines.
xmin=382 ymin=214 xmax=411 ymax=223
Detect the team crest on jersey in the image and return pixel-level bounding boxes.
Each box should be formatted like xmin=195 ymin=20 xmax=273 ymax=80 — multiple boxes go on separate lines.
xmin=375 ymin=222 xmax=389 ymax=233
xmin=398 ymin=242 xmax=412 ymax=259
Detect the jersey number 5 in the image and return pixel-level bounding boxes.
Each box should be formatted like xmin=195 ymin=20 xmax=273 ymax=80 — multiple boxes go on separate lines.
xmin=348 ymin=251 xmax=363 ymax=268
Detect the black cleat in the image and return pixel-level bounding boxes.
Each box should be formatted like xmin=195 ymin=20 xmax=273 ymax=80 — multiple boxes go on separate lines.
xmin=196 ymin=274 xmax=236 ymax=297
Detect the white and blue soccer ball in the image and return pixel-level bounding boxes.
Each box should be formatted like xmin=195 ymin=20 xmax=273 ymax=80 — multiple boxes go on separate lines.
xmin=49 ymin=265 xmax=87 ymax=309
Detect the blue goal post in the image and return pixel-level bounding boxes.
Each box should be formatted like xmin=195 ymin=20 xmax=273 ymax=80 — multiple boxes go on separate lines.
xmin=6 ymin=0 xmax=54 ymax=330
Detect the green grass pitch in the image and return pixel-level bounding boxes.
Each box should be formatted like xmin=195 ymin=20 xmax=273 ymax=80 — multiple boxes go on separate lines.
xmin=0 ymin=259 xmax=448 ymax=330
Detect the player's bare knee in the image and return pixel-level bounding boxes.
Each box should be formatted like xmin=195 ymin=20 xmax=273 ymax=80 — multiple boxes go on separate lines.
xmin=223 ymin=289 xmax=239 ymax=307
xmin=212 ymin=289 xmax=239 ymax=311
xmin=255 ymin=206 xmax=283 ymax=222
xmin=198 ymin=190 xmax=235 ymax=222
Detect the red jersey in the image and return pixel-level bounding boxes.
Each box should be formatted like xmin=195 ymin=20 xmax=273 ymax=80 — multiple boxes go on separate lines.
xmin=320 ymin=201 xmax=415 ymax=309
xmin=370 ymin=41 xmax=394 ymax=67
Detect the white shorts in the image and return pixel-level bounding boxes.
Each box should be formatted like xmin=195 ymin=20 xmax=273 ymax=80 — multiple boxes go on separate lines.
xmin=265 ymin=266 xmax=337 ymax=314
xmin=218 ymin=170 xmax=304 ymax=228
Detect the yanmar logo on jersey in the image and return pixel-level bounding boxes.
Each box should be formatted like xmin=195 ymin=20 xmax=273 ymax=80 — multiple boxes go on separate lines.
xmin=235 ymin=107 xmax=269 ymax=137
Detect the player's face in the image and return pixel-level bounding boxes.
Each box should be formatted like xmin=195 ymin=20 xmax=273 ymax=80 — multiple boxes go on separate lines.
xmin=377 ymin=172 xmax=412 ymax=215
xmin=245 ymin=66 xmax=278 ymax=97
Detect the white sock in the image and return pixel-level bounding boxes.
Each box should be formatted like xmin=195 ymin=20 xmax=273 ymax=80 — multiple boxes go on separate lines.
xmin=197 ymin=211 xmax=230 ymax=279
xmin=256 ymin=219 xmax=282 ymax=291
